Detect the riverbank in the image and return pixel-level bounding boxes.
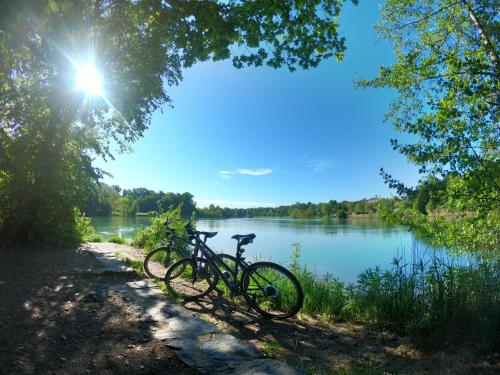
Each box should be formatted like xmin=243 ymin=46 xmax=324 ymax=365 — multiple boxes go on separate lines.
xmin=93 ymin=242 xmax=500 ymax=374
xmin=1 ymin=242 xmax=498 ymax=374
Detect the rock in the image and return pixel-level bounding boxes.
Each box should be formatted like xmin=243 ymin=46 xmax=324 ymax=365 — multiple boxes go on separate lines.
xmin=126 ymin=280 xmax=157 ymax=289
xmin=154 ymin=316 xmax=217 ymax=341
xmin=200 ymin=334 xmax=261 ymax=361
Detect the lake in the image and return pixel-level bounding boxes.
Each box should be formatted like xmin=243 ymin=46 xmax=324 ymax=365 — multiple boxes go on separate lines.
xmin=91 ymin=216 xmax=439 ymax=282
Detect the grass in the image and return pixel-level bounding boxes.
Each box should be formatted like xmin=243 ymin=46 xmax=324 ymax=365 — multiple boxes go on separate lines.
xmin=87 ymin=234 xmax=102 ymax=242
xmin=108 ymin=235 xmax=126 ymax=244
xmin=284 ymin=243 xmax=500 ymax=350
xmin=261 ymin=341 xmax=286 ymax=356
xmin=114 ymin=252 xmax=144 ymax=276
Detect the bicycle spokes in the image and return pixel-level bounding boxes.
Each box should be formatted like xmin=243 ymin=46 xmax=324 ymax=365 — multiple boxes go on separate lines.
xmin=165 ymin=257 xmax=218 ymax=300
xmin=242 ymin=262 xmax=303 ymax=319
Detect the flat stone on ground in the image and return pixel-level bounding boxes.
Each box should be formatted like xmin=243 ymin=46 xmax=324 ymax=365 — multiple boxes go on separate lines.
xmin=87 ymin=242 xmax=308 ymax=375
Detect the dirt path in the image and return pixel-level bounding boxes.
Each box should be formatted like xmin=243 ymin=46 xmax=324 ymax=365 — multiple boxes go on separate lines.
xmin=0 ymin=244 xmax=196 ymax=375
xmin=102 ymin=242 xmax=500 ymax=375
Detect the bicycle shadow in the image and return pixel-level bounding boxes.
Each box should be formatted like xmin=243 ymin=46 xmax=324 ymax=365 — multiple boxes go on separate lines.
xmin=177 ymin=291 xmax=369 ymax=371
xmin=179 ymin=292 xmax=455 ymax=374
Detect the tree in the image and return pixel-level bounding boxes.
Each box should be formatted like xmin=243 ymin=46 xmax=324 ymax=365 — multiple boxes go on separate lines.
xmin=360 ymin=0 xmax=499 ymax=255
xmin=0 ymin=0 xmax=357 ymax=243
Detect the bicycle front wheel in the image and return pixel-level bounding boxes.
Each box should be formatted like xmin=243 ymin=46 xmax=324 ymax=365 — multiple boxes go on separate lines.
xmin=213 ymin=253 xmax=246 ymax=296
xmin=143 ymin=246 xmax=184 ymax=279
xmin=165 ymin=257 xmax=218 ymax=300
xmin=241 ymin=262 xmax=303 ymax=319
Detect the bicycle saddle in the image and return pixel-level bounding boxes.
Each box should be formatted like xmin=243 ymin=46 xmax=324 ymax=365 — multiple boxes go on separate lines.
xmin=198 ymin=231 xmax=217 ymax=239
xmin=231 ymin=233 xmax=256 ymax=245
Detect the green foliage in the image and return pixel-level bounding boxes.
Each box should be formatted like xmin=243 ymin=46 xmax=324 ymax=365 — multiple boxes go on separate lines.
xmin=349 ymin=254 xmax=500 ymax=349
xmin=116 ymin=254 xmax=145 ymax=277
xmin=0 ymin=0 xmax=355 ymax=244
xmin=131 ymin=206 xmax=189 ymax=251
xmin=74 ymin=208 xmax=96 ymax=242
xmin=378 ymin=176 xmax=500 ymax=257
xmin=359 ymin=0 xmax=500 ymax=256
xmin=107 ymin=235 xmax=125 ymax=245
xmin=287 ymin=243 xmax=500 ymax=349
xmin=87 ymin=234 xmax=102 ymax=243
xmin=84 ymin=182 xmax=197 ymax=218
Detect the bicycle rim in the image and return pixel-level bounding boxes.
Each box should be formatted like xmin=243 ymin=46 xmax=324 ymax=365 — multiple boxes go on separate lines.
xmin=165 ymin=257 xmax=218 ymax=300
xmin=144 ymin=246 xmax=184 ymax=279
xmin=242 ymin=262 xmax=303 ymax=319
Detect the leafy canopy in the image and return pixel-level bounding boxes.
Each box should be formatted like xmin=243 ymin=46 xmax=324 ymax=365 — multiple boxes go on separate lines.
xmin=0 ymin=0 xmax=356 ymax=243
xmin=360 ymin=0 xmax=499 ymax=255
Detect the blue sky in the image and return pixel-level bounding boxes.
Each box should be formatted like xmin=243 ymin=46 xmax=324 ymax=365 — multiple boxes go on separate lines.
xmin=96 ymin=1 xmax=420 ymax=208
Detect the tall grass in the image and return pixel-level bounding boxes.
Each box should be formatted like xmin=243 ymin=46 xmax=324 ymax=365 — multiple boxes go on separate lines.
xmin=287 ymin=243 xmax=500 ymax=349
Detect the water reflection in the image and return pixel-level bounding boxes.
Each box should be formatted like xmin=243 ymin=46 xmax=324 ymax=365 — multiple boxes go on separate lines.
xmin=91 ymin=216 xmax=446 ymax=282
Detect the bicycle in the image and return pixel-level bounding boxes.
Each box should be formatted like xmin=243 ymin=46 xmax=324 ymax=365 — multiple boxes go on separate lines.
xmin=165 ymin=221 xmax=304 ymax=319
xmin=143 ymin=220 xmax=240 ymax=280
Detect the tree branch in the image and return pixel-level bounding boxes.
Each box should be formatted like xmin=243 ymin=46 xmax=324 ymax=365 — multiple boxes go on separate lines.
xmin=461 ymin=0 xmax=499 ymax=73
xmin=392 ymin=1 xmax=461 ymax=30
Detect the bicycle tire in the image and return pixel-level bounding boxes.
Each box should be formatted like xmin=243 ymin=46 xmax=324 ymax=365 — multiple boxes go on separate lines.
xmin=143 ymin=246 xmax=184 ymax=279
xmin=165 ymin=257 xmax=218 ymax=300
xmin=241 ymin=261 xmax=303 ymax=319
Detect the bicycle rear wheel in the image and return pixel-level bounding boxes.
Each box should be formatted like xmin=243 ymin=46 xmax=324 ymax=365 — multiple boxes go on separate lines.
xmin=241 ymin=261 xmax=303 ymax=319
xmin=143 ymin=246 xmax=184 ymax=280
xmin=165 ymin=257 xmax=218 ymax=300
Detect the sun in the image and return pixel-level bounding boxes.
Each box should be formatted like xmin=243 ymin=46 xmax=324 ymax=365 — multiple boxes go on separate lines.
xmin=75 ymin=61 xmax=105 ymax=97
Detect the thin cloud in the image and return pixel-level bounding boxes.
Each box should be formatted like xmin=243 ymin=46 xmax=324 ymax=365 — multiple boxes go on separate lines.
xmin=305 ymin=157 xmax=335 ymax=172
xmin=235 ymin=168 xmax=273 ymax=176
xmin=218 ymin=168 xmax=273 ymax=178
xmin=217 ymin=170 xmax=232 ymax=179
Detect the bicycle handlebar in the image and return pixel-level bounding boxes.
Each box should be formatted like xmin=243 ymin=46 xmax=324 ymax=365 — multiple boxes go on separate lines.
xmin=163 ymin=218 xmax=197 ymax=240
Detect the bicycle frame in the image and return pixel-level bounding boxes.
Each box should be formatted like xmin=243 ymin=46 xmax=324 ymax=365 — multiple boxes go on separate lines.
xmin=189 ymin=232 xmax=246 ymax=295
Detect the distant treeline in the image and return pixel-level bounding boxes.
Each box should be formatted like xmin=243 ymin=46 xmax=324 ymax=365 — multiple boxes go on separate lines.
xmin=84 ymin=183 xmax=387 ymax=219
xmin=84 ymin=184 xmax=196 ymax=217
xmin=197 ymin=199 xmax=382 ymax=219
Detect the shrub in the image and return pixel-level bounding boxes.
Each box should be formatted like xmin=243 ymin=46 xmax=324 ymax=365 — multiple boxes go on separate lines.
xmin=108 ymin=235 xmax=125 ymax=244
xmin=131 ymin=205 xmax=190 ymax=251
xmin=87 ymin=235 xmax=102 ymax=242
xmin=74 ymin=208 xmax=96 ymax=242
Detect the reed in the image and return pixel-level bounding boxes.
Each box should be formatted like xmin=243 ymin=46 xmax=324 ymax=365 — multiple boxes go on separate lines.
xmin=286 ymin=243 xmax=500 ymax=349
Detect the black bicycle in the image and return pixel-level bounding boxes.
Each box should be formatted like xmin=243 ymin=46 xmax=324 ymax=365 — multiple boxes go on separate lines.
xmin=143 ymin=220 xmax=240 ymax=280
xmin=165 ymin=220 xmax=304 ymax=319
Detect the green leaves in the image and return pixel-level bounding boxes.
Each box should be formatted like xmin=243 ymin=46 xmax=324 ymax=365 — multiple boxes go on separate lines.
xmin=361 ymin=0 xmax=499 ymax=256
xmin=0 ymin=0 xmax=356 ymax=243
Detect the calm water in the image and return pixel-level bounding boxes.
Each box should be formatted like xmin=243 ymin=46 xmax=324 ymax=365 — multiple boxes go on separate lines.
xmin=91 ymin=216 xmax=438 ymax=282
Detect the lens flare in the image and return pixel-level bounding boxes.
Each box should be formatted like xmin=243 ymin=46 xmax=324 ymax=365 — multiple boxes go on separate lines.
xmin=75 ymin=61 xmax=104 ymax=97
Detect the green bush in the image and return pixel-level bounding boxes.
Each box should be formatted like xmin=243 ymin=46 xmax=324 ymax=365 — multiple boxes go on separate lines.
xmin=131 ymin=205 xmax=190 ymax=251
xmin=87 ymin=235 xmax=102 ymax=242
xmin=75 ymin=208 xmax=96 ymax=242
xmin=108 ymin=235 xmax=125 ymax=244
